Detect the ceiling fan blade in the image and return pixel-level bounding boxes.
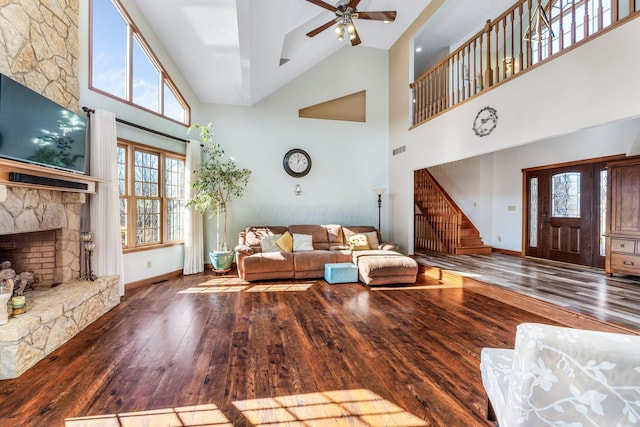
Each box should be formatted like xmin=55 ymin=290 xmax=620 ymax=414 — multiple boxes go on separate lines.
xmin=356 ymin=11 xmax=397 ymax=22
xmin=306 ymin=0 xmax=338 ymax=13
xmin=350 ymin=25 xmax=361 ymax=46
xmin=348 ymin=0 xmax=362 ymax=9
xmin=306 ymin=19 xmax=337 ymax=37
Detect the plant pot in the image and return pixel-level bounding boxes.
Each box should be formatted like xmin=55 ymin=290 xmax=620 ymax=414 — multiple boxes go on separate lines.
xmin=209 ymin=250 xmax=234 ymax=272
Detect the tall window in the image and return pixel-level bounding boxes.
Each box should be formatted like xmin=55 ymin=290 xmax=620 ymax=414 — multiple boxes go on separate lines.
xmin=118 ymin=141 xmax=185 ymax=250
xmin=90 ymin=0 xmax=190 ymax=124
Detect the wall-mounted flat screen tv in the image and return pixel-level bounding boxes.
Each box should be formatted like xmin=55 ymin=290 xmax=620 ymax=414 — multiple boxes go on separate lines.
xmin=0 ymin=74 xmax=87 ymax=174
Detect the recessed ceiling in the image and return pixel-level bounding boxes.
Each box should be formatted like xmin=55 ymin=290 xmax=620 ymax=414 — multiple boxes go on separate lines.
xmin=133 ymin=0 xmax=516 ymax=107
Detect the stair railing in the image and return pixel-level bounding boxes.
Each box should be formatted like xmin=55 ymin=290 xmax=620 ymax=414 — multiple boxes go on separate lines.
xmin=410 ymin=0 xmax=640 ymax=128
xmin=414 ymin=169 xmax=462 ymax=254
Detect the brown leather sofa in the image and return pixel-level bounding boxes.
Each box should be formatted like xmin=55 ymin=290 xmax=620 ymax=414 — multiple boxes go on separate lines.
xmin=234 ymin=224 xmax=400 ymax=282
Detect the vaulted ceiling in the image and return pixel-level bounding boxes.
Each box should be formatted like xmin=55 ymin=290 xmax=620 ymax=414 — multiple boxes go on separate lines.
xmin=133 ymin=0 xmax=515 ymax=107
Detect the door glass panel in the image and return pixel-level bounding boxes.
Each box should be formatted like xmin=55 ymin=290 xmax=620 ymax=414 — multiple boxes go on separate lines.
xmin=600 ymin=169 xmax=607 ymax=256
xmin=552 ymin=172 xmax=580 ymax=217
xmin=530 ymin=177 xmax=538 ymax=247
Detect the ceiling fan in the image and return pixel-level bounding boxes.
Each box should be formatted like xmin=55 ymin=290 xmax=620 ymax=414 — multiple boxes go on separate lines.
xmin=305 ymin=0 xmax=397 ymax=47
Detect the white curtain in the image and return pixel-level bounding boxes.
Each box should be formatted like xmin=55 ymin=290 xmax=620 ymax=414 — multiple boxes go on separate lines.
xmin=183 ymin=139 xmax=204 ymax=274
xmin=89 ymin=109 xmax=125 ymax=295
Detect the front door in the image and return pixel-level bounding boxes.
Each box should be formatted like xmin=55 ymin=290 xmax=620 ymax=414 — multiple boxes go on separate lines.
xmin=525 ymin=161 xmax=608 ymax=268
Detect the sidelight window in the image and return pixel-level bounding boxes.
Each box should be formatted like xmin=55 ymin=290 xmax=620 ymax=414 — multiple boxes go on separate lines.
xmin=530 ymin=177 xmax=539 ymax=248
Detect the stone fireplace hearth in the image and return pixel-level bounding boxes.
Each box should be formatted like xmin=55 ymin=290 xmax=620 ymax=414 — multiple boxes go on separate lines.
xmin=0 ymin=183 xmax=120 ymax=380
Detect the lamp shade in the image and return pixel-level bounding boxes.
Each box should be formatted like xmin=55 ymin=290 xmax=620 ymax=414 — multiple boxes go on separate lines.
xmin=373 ymin=188 xmax=386 ymax=196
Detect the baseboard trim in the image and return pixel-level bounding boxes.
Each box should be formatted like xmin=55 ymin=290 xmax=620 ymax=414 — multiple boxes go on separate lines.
xmin=125 ymin=269 xmax=184 ymax=290
xmin=492 ymin=248 xmax=523 ymax=257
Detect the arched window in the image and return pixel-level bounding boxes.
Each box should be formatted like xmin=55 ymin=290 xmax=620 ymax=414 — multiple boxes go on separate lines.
xmin=90 ymin=0 xmax=190 ymax=124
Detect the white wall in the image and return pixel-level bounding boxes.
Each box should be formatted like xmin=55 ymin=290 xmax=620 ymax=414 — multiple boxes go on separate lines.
xmin=389 ymin=14 xmax=640 ymax=253
xmin=199 ymin=47 xmax=391 ymax=254
xmin=429 ymin=117 xmax=640 ymax=252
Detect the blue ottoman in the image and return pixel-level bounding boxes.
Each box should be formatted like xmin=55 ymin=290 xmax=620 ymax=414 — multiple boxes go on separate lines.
xmin=324 ymin=262 xmax=358 ymax=284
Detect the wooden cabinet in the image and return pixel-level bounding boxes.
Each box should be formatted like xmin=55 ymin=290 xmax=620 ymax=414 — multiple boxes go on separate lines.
xmin=605 ymin=156 xmax=640 ymax=276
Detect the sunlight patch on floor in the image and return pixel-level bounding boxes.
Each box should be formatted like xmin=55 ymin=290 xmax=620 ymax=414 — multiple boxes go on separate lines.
xmin=371 ymin=283 xmax=462 ymax=291
xmin=179 ymin=280 xmax=315 ymax=294
xmin=233 ymin=389 xmax=427 ymax=426
xmin=65 ymin=403 xmax=232 ymax=426
xmin=179 ymin=285 xmax=248 ymax=294
xmin=247 ymin=283 xmax=314 ymax=292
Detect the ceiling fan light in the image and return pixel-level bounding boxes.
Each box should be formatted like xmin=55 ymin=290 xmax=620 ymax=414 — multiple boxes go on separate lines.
xmin=335 ymin=24 xmax=344 ymax=36
xmin=347 ymin=22 xmax=355 ymax=34
xmin=349 ymin=32 xmax=356 ymax=41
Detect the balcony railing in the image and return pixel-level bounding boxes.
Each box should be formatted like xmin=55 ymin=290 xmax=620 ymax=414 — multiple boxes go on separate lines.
xmin=410 ymin=0 xmax=640 ymax=128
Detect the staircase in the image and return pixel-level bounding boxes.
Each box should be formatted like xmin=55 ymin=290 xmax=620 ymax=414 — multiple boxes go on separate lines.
xmin=414 ymin=169 xmax=491 ymax=255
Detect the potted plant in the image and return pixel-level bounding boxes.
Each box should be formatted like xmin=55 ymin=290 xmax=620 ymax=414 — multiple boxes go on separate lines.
xmin=187 ymin=123 xmax=251 ymax=271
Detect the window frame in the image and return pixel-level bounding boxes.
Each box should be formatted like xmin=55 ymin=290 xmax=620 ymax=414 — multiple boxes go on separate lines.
xmin=89 ymin=0 xmax=191 ymax=125
xmin=118 ymin=139 xmax=186 ymax=253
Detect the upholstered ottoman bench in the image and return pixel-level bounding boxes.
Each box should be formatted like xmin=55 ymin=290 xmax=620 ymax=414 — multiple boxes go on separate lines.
xmin=324 ymin=262 xmax=358 ymax=284
xmin=352 ymin=251 xmax=418 ymax=285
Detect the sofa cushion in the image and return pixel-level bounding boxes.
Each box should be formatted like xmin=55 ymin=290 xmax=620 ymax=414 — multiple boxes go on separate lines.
xmin=241 ymin=251 xmax=294 ymax=274
xmin=343 ymin=226 xmax=380 ymax=244
xmin=348 ymin=234 xmax=370 ymax=251
xmin=326 ymin=224 xmax=345 ymax=246
xmin=294 ymin=250 xmax=337 ymax=272
xmin=276 ymin=231 xmax=293 ymax=252
xmin=288 ymin=224 xmax=330 ymax=250
xmin=260 ymin=234 xmax=282 ymax=253
xmin=242 ymin=226 xmax=289 ymax=250
xmin=362 ymin=231 xmax=380 ymax=250
xmin=292 ymin=233 xmax=314 ymax=251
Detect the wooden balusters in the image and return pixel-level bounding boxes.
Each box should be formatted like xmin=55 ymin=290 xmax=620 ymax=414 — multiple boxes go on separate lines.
xmin=410 ymin=0 xmax=639 ymax=127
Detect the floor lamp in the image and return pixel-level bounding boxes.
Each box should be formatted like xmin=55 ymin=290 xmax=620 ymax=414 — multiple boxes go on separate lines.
xmin=374 ymin=188 xmax=386 ymax=233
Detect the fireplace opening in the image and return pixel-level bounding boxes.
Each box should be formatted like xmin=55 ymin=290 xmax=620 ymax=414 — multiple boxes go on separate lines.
xmin=0 ymin=230 xmax=60 ymax=288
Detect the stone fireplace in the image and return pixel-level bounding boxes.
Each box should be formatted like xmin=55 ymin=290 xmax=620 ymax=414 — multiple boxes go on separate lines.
xmin=0 ymin=186 xmax=82 ymax=283
xmin=0 ymin=181 xmax=120 ymax=380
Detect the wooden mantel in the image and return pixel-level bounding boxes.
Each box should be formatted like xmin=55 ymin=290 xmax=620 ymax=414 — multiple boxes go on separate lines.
xmin=0 ymin=158 xmax=102 ymax=194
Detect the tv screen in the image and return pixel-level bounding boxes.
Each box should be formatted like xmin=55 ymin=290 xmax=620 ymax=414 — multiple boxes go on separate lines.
xmin=0 ymin=74 xmax=87 ymax=174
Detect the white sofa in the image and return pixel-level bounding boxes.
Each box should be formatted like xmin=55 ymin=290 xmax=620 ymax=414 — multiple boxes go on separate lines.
xmin=480 ymin=322 xmax=640 ymax=426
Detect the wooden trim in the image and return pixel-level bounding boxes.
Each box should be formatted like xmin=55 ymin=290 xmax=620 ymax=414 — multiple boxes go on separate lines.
xmin=522 ymin=154 xmax=627 ymax=172
xmin=492 ymin=248 xmax=523 ymax=257
xmin=0 ymin=159 xmax=103 ymax=193
xmin=125 ymin=269 xmax=183 ymax=290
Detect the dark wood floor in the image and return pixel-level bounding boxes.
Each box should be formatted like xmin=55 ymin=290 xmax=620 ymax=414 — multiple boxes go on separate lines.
xmin=0 ymin=257 xmax=636 ymax=426
xmin=414 ymin=251 xmax=640 ymax=331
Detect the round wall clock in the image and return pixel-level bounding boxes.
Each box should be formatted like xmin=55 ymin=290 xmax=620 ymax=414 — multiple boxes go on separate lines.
xmin=472 ymin=106 xmax=498 ymax=137
xmin=283 ymin=148 xmax=312 ymax=178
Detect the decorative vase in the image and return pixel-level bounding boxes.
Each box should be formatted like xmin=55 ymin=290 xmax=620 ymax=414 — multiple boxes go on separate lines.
xmin=11 ymin=295 xmax=26 ymax=317
xmin=209 ymin=251 xmax=234 ymax=272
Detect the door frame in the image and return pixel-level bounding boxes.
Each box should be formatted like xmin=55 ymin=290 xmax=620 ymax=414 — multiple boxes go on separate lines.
xmin=522 ymin=154 xmax=625 ymax=267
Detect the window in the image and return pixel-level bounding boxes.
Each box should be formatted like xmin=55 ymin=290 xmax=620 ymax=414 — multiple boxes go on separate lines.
xmin=551 ymin=172 xmax=580 ymax=218
xmin=118 ymin=141 xmax=186 ymax=250
xmin=90 ymin=0 xmax=190 ymax=124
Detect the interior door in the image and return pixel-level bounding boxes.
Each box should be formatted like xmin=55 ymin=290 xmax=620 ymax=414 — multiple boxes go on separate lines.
xmin=525 ymin=162 xmax=607 ymax=268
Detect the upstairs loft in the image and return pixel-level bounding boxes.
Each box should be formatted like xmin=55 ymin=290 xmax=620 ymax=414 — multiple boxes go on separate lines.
xmin=410 ymin=0 xmax=640 ymax=128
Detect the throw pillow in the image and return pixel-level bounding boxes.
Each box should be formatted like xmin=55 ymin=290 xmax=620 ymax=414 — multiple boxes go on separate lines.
xmin=276 ymin=231 xmax=293 ymax=252
xmin=260 ymin=234 xmax=282 ymax=253
xmin=293 ymin=233 xmax=314 ymax=251
xmin=363 ymin=231 xmax=380 ymax=250
xmin=348 ymin=234 xmax=370 ymax=251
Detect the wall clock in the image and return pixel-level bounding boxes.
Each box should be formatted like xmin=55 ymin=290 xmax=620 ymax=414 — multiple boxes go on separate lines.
xmin=472 ymin=106 xmax=498 ymax=137
xmin=283 ymin=148 xmax=312 ymax=178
